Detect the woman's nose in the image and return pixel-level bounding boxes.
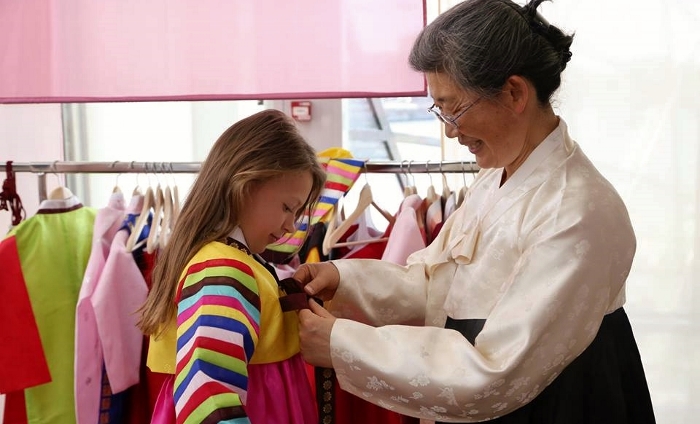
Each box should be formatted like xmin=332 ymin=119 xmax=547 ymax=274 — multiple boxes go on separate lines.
xmin=444 ymin=124 xmax=459 ymax=139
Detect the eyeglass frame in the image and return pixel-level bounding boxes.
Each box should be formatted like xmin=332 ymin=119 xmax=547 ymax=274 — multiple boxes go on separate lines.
xmin=427 ymin=96 xmax=483 ymax=127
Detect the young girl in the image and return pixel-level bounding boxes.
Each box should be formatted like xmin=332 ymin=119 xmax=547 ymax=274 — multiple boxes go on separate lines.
xmin=138 ymin=109 xmax=326 ymax=424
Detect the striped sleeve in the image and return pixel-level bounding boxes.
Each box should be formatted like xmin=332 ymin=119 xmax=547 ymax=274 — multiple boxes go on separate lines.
xmin=174 ymin=258 xmax=261 ymax=424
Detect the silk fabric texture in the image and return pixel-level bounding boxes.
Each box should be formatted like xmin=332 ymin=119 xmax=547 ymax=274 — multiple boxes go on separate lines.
xmin=327 ymin=119 xmax=636 ymax=422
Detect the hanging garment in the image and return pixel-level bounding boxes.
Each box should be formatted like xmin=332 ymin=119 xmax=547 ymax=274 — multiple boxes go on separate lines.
xmin=93 ymin=221 xmax=150 ymax=392
xmin=122 ymin=248 xmax=169 ymax=424
xmin=0 ymin=196 xmax=96 ymax=424
xmin=380 ymin=194 xmax=426 ymax=266
xmin=442 ymin=190 xmax=457 ymax=223
xmin=74 ymin=193 xmax=149 ymax=424
xmin=74 ymin=191 xmax=127 ymax=424
xmin=424 ymin=194 xmax=443 ymax=245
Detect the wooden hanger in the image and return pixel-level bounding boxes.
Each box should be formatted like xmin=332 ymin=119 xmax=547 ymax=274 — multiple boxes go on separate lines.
xmin=371 ymin=199 xmax=394 ymax=224
xmin=425 ymin=161 xmax=439 ymax=203
xmin=146 ymin=184 xmax=164 ymax=253
xmin=47 ymin=163 xmax=74 ymax=200
xmin=126 ymin=186 xmax=154 ymax=252
xmin=167 ymin=163 xmax=181 ymax=230
xmin=456 ymin=160 xmax=475 ymax=208
xmin=403 ymin=160 xmax=418 ymax=197
xmin=110 ymin=161 xmax=122 ymax=194
xmin=159 ymin=184 xmax=174 ymax=247
xmin=322 ymin=183 xmax=389 ymax=255
xmin=321 ymin=203 xmax=340 ymax=256
xmin=48 ymin=186 xmax=74 ymax=200
xmin=441 ymin=162 xmax=452 ymax=200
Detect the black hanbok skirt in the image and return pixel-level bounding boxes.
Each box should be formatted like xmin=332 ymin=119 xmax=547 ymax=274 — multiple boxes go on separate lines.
xmin=440 ymin=307 xmax=656 ymax=424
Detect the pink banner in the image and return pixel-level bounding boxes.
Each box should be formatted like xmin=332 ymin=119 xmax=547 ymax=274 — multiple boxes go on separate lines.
xmin=0 ymin=0 xmax=426 ymax=103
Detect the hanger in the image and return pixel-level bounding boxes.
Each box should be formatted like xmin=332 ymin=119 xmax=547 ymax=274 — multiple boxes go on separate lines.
xmin=360 ymin=163 xmax=394 ymax=225
xmin=126 ymin=164 xmax=155 ymax=252
xmin=47 ymin=161 xmax=74 ymax=200
xmin=321 ymin=200 xmax=341 ymax=256
xmin=456 ymin=158 xmax=472 ymax=207
xmin=146 ymin=183 xmax=164 ymax=253
xmin=168 ymin=163 xmax=181 ymax=230
xmin=48 ymin=186 xmax=74 ymax=200
xmin=425 ymin=160 xmax=439 ymax=203
xmin=159 ymin=163 xmax=174 ymax=247
xmin=322 ymin=183 xmax=389 ymax=255
xmin=400 ymin=160 xmax=417 ymax=198
xmin=111 ymin=161 xmax=122 ymax=194
xmin=441 ymin=161 xmax=452 ymax=199
xmin=145 ymin=164 xmax=167 ymax=253
xmin=130 ymin=161 xmax=143 ymax=196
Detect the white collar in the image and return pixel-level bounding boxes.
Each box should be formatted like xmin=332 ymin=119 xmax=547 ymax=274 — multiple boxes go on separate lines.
xmin=228 ymin=226 xmax=249 ymax=250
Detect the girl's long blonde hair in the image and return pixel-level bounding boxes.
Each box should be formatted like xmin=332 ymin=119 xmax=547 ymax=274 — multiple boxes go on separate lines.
xmin=138 ymin=109 xmax=326 ymax=336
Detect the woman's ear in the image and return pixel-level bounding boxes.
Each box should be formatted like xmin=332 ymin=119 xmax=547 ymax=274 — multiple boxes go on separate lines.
xmin=501 ymin=75 xmax=531 ymax=114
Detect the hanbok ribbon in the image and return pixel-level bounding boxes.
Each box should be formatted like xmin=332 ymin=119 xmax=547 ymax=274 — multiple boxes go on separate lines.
xmin=266 ymin=149 xmax=365 ymax=254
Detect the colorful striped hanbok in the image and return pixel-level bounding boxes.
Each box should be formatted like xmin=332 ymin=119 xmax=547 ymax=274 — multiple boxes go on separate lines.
xmin=147 ymin=234 xmax=316 ymax=424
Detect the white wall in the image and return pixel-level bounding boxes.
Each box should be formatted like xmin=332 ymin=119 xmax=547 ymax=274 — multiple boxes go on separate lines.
xmin=0 ymin=104 xmax=65 ymax=233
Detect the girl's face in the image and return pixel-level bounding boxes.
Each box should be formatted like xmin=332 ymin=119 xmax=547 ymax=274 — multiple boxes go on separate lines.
xmin=238 ymin=171 xmax=313 ymax=254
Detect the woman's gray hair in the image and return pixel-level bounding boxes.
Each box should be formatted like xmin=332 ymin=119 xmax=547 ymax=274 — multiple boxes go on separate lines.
xmin=409 ymin=0 xmax=574 ymax=104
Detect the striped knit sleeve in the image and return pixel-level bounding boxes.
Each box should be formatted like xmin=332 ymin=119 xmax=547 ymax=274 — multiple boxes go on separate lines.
xmin=175 ymin=258 xmax=261 ymax=424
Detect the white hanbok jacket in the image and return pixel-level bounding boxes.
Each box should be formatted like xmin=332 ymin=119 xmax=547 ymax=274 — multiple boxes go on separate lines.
xmin=328 ymin=119 xmax=636 ymax=422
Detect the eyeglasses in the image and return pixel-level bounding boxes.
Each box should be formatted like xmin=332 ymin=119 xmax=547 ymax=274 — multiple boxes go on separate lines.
xmin=427 ymin=96 xmax=483 ymax=128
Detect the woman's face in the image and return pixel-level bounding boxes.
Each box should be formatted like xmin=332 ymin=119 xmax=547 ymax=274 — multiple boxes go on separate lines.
xmin=426 ymin=71 xmax=529 ymax=173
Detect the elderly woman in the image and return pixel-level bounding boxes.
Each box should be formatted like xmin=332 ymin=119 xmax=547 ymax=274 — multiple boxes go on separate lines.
xmin=296 ymin=0 xmax=656 ymax=422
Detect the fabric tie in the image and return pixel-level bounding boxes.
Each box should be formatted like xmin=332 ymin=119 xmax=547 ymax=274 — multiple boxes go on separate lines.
xmin=278 ymin=277 xmax=319 ymax=312
xmin=447 ymin=218 xmax=480 ymax=265
xmin=0 ymin=161 xmax=26 ymax=226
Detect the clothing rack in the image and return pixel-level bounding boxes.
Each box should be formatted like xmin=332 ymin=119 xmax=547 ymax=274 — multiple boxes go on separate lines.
xmin=1 ymin=160 xmax=480 ymax=201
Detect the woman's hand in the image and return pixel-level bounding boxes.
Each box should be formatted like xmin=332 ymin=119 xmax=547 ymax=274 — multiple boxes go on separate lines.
xmin=298 ymin=299 xmax=336 ymax=368
xmin=293 ymin=262 xmax=340 ymax=302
